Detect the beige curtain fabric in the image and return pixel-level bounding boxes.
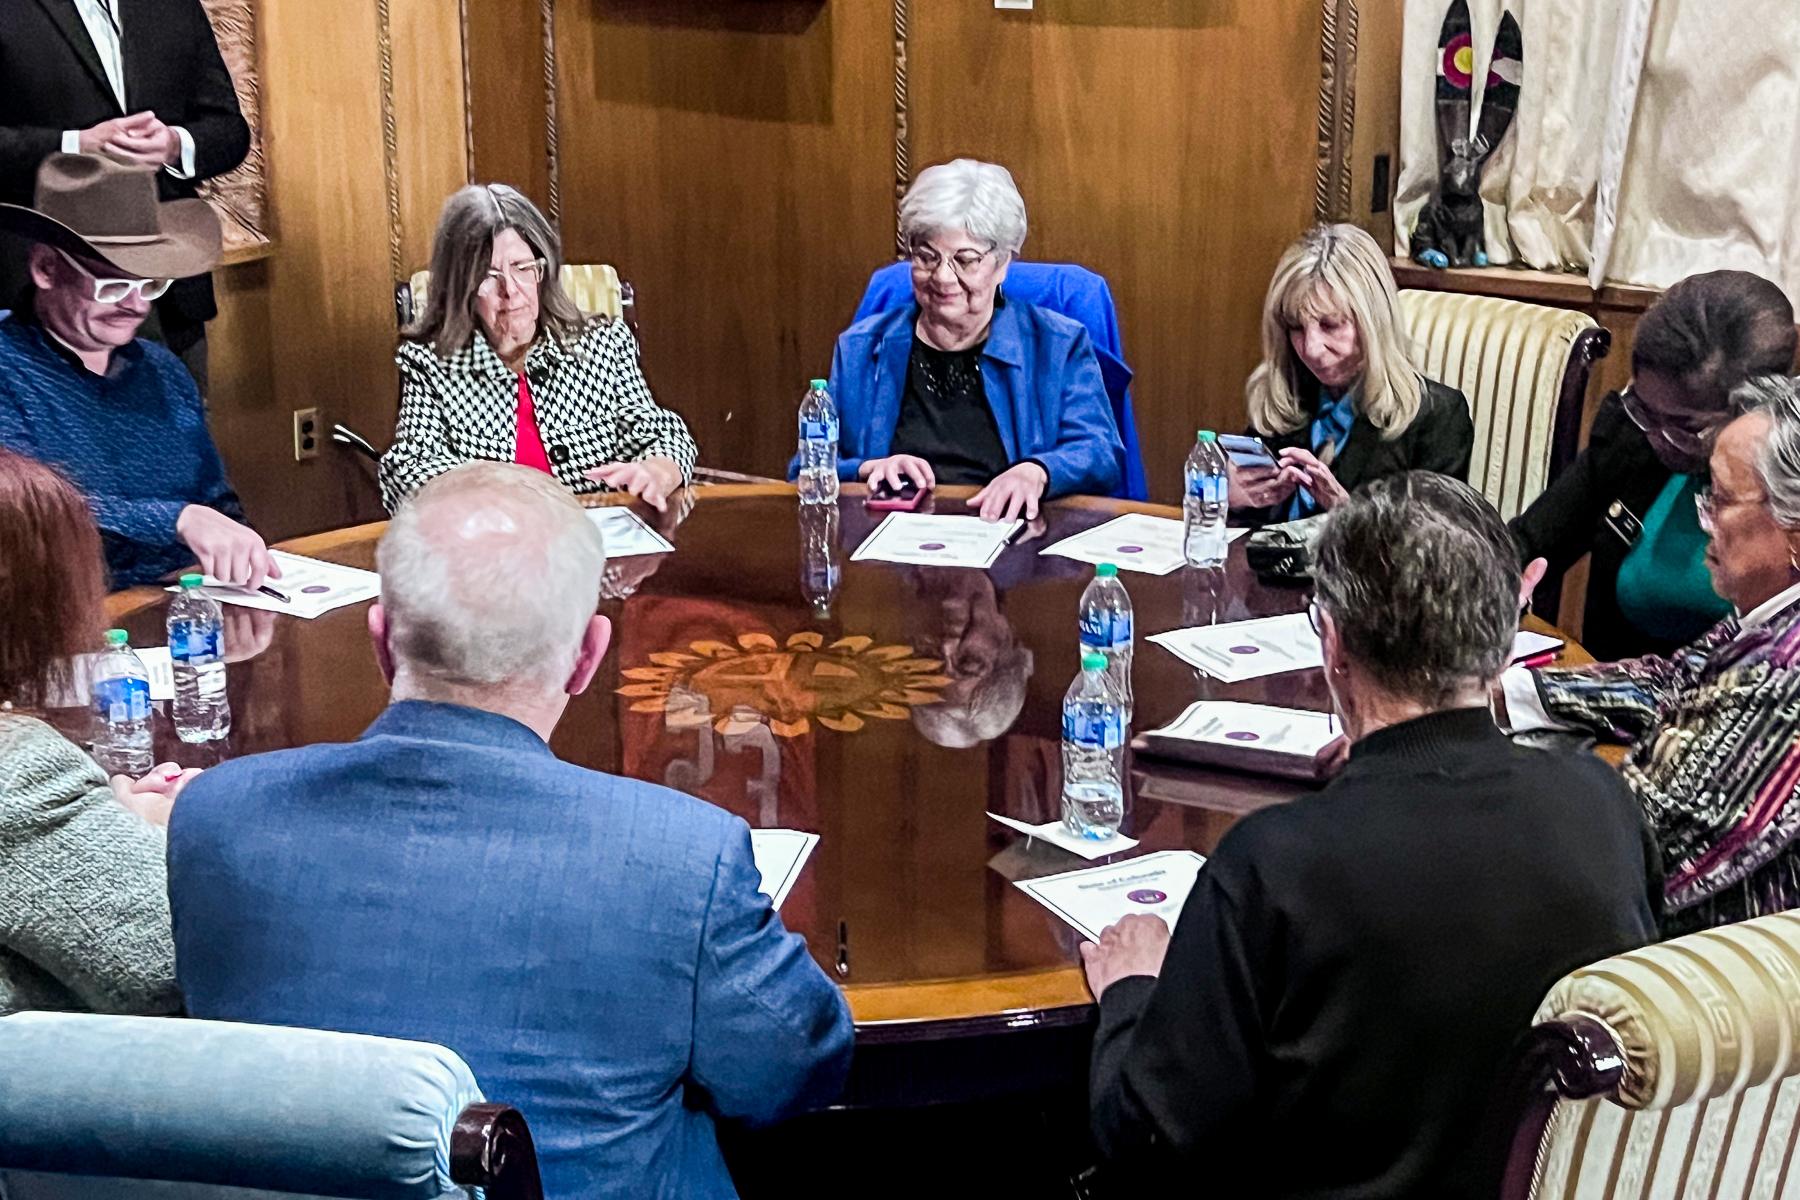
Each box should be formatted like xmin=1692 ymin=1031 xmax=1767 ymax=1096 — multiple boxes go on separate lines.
xmin=1397 ymin=0 xmax=1800 ymax=301
xmin=1595 ymin=0 xmax=1800 ymax=299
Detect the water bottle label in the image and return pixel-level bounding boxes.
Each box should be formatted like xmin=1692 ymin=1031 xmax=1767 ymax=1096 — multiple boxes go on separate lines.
xmin=1079 ymin=610 xmax=1134 ymax=650
xmin=1063 ymin=706 xmax=1125 ymax=749
xmin=170 ymin=624 xmax=222 ymax=664
xmin=801 ymin=418 xmax=839 ymax=443
xmin=1186 ymin=472 xmax=1227 ymax=504
xmin=93 ymin=676 xmax=151 ymax=724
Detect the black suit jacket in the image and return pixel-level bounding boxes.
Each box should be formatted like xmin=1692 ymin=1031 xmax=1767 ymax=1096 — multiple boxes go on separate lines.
xmin=0 ymin=0 xmax=249 ymax=327
xmin=1510 ymin=392 xmax=1679 ymax=662
xmin=1239 ymin=375 xmax=1476 ymax=526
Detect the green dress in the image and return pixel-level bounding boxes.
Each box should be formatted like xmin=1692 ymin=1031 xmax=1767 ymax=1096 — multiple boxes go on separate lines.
xmin=1615 ymin=473 xmax=1733 ymax=645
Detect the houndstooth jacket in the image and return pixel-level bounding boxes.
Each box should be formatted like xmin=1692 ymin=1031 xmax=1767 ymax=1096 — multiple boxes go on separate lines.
xmin=378 ymin=318 xmax=698 ymax=512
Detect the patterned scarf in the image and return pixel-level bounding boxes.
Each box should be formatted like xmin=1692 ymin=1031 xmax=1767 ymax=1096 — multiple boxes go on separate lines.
xmin=1288 ymin=387 xmax=1356 ymax=521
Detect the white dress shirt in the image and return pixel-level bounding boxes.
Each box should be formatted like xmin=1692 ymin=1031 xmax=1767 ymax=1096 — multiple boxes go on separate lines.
xmin=57 ymin=0 xmax=196 ymax=180
xmin=1501 ymin=577 xmax=1800 ymax=734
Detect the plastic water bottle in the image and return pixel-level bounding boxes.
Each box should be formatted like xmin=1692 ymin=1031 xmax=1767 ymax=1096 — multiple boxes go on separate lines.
xmin=1061 ymin=651 xmax=1127 ymax=839
xmin=1078 ymin=563 xmax=1134 ymax=711
xmin=168 ymin=573 xmax=230 ymax=742
xmin=797 ymin=379 xmax=840 ymax=506
xmin=91 ymin=628 xmax=153 ymax=776
xmin=1184 ymin=430 xmax=1230 ymax=567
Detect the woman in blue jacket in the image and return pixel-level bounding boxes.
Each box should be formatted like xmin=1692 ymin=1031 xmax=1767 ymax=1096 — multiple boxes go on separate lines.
xmin=816 ymin=159 xmax=1123 ymax=522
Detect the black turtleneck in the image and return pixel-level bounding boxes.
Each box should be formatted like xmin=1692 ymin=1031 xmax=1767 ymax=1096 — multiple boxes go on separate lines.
xmin=1089 ymin=706 xmax=1662 ymax=1198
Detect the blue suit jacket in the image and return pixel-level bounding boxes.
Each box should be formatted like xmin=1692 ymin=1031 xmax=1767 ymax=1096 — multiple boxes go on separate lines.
xmin=798 ymin=296 xmax=1125 ymax=500
xmin=167 ymin=701 xmax=854 ymax=1200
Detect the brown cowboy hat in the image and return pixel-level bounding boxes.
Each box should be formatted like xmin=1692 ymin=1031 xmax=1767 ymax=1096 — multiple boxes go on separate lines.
xmin=0 ymin=153 xmax=220 ymax=280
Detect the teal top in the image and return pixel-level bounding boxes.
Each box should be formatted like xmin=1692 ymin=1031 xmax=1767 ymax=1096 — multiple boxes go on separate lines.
xmin=1615 ymin=473 xmax=1733 ymax=643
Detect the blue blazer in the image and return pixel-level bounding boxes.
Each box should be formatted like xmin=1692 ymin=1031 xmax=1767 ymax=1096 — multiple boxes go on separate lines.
xmin=799 ymin=297 xmax=1126 ymax=499
xmin=167 ymin=701 xmax=854 ymax=1200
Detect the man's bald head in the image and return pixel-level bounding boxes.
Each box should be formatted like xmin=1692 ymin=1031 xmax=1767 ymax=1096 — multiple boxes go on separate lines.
xmin=376 ymin=462 xmax=606 ymax=697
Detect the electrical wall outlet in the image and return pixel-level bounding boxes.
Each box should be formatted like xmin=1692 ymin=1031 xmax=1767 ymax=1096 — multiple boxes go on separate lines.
xmin=293 ymin=407 xmax=320 ymax=461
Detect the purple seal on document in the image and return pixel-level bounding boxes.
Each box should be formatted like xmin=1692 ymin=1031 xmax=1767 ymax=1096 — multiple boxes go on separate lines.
xmin=1127 ymin=889 xmax=1168 ymax=905
xmin=919 ymin=543 xmax=946 ymax=552
xmin=1117 ymin=545 xmax=1144 ymax=554
xmin=1230 ymin=645 xmax=1260 ymax=655
xmin=1224 ymin=730 xmax=1260 ymax=742
xmin=301 ymin=585 xmax=331 ymax=595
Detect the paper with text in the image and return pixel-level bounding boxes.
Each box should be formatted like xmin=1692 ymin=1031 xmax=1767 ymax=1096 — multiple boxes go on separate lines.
xmin=1016 ymin=850 xmax=1206 ymax=942
xmin=850 ymin=513 xmax=1021 ymax=569
xmin=585 ymin=506 xmax=677 ymax=558
xmin=750 ymin=829 xmax=818 ymax=911
xmin=1041 ymin=513 xmax=1246 ymax=575
xmin=1149 ymin=612 xmax=1322 ymax=682
xmin=169 ymin=551 xmax=379 ymax=619
xmin=1147 ymin=700 xmax=1338 ymax=757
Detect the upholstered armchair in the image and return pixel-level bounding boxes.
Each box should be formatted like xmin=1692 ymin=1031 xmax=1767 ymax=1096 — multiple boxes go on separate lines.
xmin=1500 ymin=911 xmax=1800 ymax=1199
xmin=0 ymin=1013 xmax=541 ymax=1200
xmin=1398 ymin=290 xmax=1610 ymax=522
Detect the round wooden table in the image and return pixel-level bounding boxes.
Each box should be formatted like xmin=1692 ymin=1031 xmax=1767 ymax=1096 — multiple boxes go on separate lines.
xmin=100 ymin=483 xmax=1586 ymax=1106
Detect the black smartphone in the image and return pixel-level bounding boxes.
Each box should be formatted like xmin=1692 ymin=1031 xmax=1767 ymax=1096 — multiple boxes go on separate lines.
xmin=867 ymin=478 xmax=928 ymax=511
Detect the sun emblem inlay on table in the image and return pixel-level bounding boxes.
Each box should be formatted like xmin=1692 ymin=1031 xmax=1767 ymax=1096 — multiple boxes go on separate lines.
xmin=617 ymin=632 xmax=954 ymax=738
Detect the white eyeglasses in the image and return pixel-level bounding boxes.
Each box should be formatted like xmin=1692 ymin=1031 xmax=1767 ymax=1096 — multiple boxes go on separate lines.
xmin=56 ymin=249 xmax=173 ymax=304
xmin=477 ymin=258 xmax=548 ymax=298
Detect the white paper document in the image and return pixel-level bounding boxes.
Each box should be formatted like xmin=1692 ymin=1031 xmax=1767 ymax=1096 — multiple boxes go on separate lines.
xmin=750 ymin=829 xmax=818 ymax=910
xmin=168 ymin=551 xmax=379 ymax=619
xmin=1147 ymin=700 xmax=1338 ymax=756
xmin=1149 ymin=612 xmax=1322 ymax=682
xmin=1511 ymin=630 xmax=1564 ymax=662
xmin=1016 ymin=850 xmax=1207 ymax=942
xmin=584 ymin=506 xmax=676 ymax=558
xmin=1040 ymin=514 xmax=1247 ymax=575
xmin=987 ymin=812 xmax=1140 ymax=861
xmin=850 ymin=513 xmax=1021 ymax=569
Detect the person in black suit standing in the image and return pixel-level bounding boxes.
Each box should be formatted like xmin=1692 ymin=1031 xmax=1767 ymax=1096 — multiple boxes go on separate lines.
xmin=0 ymin=0 xmax=249 ymax=389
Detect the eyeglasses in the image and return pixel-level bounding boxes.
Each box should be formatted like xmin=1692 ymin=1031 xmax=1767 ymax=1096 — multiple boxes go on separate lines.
xmin=477 ymin=257 xmax=548 ymax=298
xmin=1306 ymin=598 xmax=1324 ymax=637
xmin=907 ymin=243 xmax=996 ymax=280
xmin=55 ymin=249 xmax=172 ymax=304
xmin=1621 ymin=383 xmax=1714 ymax=458
xmin=1695 ymin=483 xmax=1765 ymax=532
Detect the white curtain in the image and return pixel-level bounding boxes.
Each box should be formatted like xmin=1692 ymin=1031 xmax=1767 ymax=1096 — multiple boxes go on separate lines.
xmin=1396 ymin=0 xmax=1800 ymax=302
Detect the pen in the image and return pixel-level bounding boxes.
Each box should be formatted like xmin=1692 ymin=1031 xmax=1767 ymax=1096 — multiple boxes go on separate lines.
xmin=258 ymin=584 xmax=291 ymax=603
xmin=835 ymin=919 xmax=850 ymax=978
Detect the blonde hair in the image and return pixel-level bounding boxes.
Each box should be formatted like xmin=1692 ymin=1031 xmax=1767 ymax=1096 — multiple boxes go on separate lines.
xmin=1245 ymin=224 xmax=1422 ymax=439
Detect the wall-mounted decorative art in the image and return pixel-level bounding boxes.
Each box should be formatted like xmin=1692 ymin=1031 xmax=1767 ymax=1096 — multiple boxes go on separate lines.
xmin=197 ymin=0 xmax=270 ymax=258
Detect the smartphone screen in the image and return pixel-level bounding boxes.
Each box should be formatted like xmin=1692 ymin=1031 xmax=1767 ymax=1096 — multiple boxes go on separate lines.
xmin=1218 ymin=434 xmax=1278 ymax=469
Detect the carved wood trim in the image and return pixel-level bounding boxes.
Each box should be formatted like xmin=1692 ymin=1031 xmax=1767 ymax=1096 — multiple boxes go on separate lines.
xmin=892 ymin=0 xmax=910 ymax=256
xmin=459 ymin=0 xmax=475 ymax=182
xmin=375 ymin=0 xmax=404 ymax=283
xmin=542 ymin=0 xmax=561 ymax=227
xmin=195 ymin=0 xmax=270 ymax=257
xmin=1316 ymin=0 xmax=1359 ymax=224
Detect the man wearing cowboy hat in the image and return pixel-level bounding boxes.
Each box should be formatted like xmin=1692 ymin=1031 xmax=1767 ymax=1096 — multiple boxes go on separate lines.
xmin=0 ymin=0 xmax=249 ymax=386
xmin=0 ymin=153 xmax=273 ymax=590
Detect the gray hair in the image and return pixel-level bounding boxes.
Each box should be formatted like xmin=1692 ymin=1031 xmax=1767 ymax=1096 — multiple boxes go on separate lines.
xmin=406 ymin=183 xmax=587 ymax=357
xmin=912 ymin=642 xmax=1035 ymax=749
xmin=376 ymin=462 xmax=606 ymax=694
xmin=1738 ymin=374 xmax=1800 ymax=529
xmin=898 ymin=159 xmax=1028 ymax=259
xmin=1312 ymin=472 xmax=1520 ymax=707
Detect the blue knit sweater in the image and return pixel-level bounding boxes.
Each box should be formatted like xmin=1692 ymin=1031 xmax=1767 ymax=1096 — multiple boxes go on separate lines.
xmin=0 ymin=312 xmax=245 ymax=589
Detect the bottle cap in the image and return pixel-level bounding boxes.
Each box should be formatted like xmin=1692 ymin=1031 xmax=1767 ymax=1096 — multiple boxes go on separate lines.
xmin=1197 ymin=430 xmax=1217 ymax=442
xmin=179 ymin=573 xmax=204 ymax=589
xmin=104 ymin=628 xmax=128 ymax=647
xmin=1096 ymin=563 xmax=1118 ymax=578
xmin=1081 ymin=652 xmax=1108 ymax=672
xmin=809 ymin=379 xmax=828 ymax=390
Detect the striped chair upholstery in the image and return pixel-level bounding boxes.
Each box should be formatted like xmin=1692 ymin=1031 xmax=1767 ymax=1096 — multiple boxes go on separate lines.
xmin=1399 ymin=290 xmax=1609 ymax=521
xmin=407 ymin=262 xmax=623 ymax=320
xmin=1510 ymin=911 xmax=1800 ymax=1200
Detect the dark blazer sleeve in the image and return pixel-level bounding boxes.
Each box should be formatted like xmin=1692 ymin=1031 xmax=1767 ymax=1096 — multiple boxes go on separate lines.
xmin=1413 ymin=379 xmax=1475 ymax=482
xmin=0 ymin=125 xmax=62 ymax=195
xmin=171 ymin=0 xmax=250 ymax=181
xmin=1509 ymin=393 xmax=1636 ymax=576
xmin=1090 ymin=870 xmax=1263 ymax=1169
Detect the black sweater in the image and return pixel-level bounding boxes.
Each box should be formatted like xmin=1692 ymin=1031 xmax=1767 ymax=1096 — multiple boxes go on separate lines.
xmin=1089 ymin=707 xmax=1661 ymax=1199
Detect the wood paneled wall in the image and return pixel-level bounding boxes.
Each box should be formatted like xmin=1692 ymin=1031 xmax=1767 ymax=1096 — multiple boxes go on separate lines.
xmin=206 ymin=0 xmax=465 ymax=542
xmin=546 ymin=0 xmax=1326 ymax=499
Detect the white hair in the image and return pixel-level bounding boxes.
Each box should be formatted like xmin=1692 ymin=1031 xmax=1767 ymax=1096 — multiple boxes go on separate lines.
xmin=376 ymin=462 xmax=605 ymax=695
xmin=898 ymin=159 xmax=1029 ymax=258
xmin=1737 ymin=374 xmax=1800 ymax=529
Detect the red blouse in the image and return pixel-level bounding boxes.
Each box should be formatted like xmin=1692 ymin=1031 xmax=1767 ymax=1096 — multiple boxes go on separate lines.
xmin=512 ymin=373 xmax=552 ymax=474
